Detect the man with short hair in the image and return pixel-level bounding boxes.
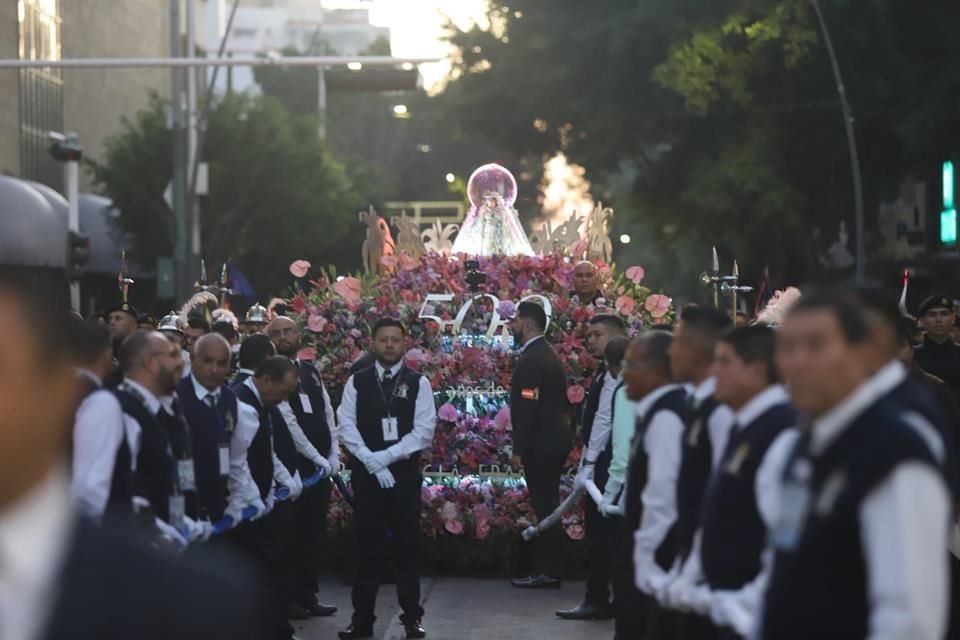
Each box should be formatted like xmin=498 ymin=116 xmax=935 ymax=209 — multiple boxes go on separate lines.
xmin=69 ymin=319 xmax=137 ymax=520
xmin=267 ymin=315 xmax=339 ymax=619
xmin=185 ymin=315 xmax=210 ymax=353
xmin=337 ymin=318 xmax=437 ymax=639
xmin=509 ymin=301 xmax=573 ymax=590
xmin=668 ymin=325 xmax=798 ymax=638
xmin=760 ymin=290 xmax=950 ymax=640
xmin=915 ymin=295 xmax=960 ymax=401
xmin=619 ymin=332 xmax=687 ymax=639
xmin=101 ymin=301 xmax=139 ymax=387
xmin=572 ymin=261 xmax=603 ymax=305
xmin=557 ymin=314 xmax=625 ymax=620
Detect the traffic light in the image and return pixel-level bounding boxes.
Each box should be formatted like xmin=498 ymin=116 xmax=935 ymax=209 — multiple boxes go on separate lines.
xmin=941 ymin=161 xmax=957 ymax=247
xmin=66 ymin=230 xmax=90 ymax=282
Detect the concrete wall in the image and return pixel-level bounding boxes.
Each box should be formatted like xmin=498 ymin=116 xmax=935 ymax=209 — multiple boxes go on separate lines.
xmin=61 ymin=0 xmax=172 ymax=190
xmin=0 ymin=0 xmax=20 ymax=177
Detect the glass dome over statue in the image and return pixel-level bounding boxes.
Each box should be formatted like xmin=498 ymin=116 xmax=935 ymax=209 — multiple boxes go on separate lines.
xmin=450 ymin=163 xmax=535 ymax=257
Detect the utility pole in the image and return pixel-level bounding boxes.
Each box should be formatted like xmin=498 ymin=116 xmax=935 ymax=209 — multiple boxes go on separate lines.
xmin=170 ymin=0 xmax=189 ymax=301
xmin=811 ymin=0 xmax=865 ymax=284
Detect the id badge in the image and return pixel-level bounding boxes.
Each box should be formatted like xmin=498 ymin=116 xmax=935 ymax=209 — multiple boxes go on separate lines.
xmin=770 ymin=482 xmax=811 ymax=551
xmin=219 ymin=445 xmax=230 ymax=476
xmin=177 ymin=459 xmax=196 ymax=492
xmin=299 ymin=393 xmax=314 ymax=414
xmin=169 ymin=494 xmax=185 ymax=531
xmin=381 ymin=417 xmax=399 ymax=442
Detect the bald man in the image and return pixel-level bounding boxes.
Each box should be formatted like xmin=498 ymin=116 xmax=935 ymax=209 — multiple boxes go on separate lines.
xmin=573 ymin=261 xmax=603 ymax=305
xmin=267 ymin=315 xmax=340 ymax=618
xmin=177 ymin=334 xmax=264 ymax=524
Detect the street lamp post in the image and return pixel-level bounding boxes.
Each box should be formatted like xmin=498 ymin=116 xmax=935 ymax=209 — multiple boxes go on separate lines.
xmin=810 ymin=0 xmax=865 ymax=284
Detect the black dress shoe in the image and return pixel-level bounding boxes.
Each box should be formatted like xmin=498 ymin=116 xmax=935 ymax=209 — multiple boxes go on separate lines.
xmin=338 ymin=624 xmax=374 ymax=640
xmin=510 ymin=574 xmax=562 ymax=589
xmin=556 ymin=602 xmax=613 ymax=620
xmin=304 ymin=601 xmax=338 ymax=617
xmin=403 ymin=619 xmax=427 ymax=639
xmin=287 ymin=603 xmax=312 ymax=620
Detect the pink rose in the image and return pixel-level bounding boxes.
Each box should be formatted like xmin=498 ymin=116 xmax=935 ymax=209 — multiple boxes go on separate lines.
xmin=438 ymin=403 xmax=459 ymax=422
xmin=380 ymin=255 xmax=397 ymax=270
xmin=494 ymin=406 xmax=511 ymax=430
xmin=332 ymin=277 xmax=362 ymax=304
xmin=625 ymin=265 xmax=645 ymax=284
xmin=289 ymin=260 xmax=311 ymax=278
xmin=444 ymin=519 xmax=464 ymax=535
xmin=404 ymin=348 xmax=427 ymax=371
xmin=398 ymin=254 xmax=418 ymax=271
xmin=296 ymin=346 xmax=316 ymax=362
xmin=567 ymin=384 xmax=586 ymax=404
xmin=307 ymin=314 xmax=327 ymax=333
xmin=615 ymin=295 xmax=636 ymax=315
xmin=644 ymin=294 xmax=672 ymax=319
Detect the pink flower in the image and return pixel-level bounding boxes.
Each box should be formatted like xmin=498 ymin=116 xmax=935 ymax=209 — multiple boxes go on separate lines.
xmin=398 ymin=254 xmax=418 ymax=271
xmin=567 ymin=384 xmax=586 ymax=404
xmin=380 ymin=255 xmax=397 ymax=270
xmin=615 ymin=295 xmax=636 ymax=315
xmin=625 ymin=265 xmax=645 ymax=284
xmin=438 ymin=403 xmax=459 ymax=422
xmin=496 ymin=300 xmax=516 ymax=319
xmin=296 ymin=346 xmax=316 ymax=362
xmin=289 ymin=260 xmax=311 ymax=278
xmin=494 ymin=406 xmax=511 ymax=430
xmin=444 ymin=519 xmax=464 ymax=535
xmin=332 ymin=277 xmax=362 ymax=304
xmin=404 ymin=348 xmax=428 ymax=371
xmin=645 ymin=294 xmax=672 ymax=319
xmin=307 ymin=314 xmax=327 ymax=333
xmin=565 ymin=523 xmax=585 ymax=540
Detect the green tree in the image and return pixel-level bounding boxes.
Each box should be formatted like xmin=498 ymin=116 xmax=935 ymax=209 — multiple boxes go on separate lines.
xmin=89 ymin=93 xmax=367 ymax=296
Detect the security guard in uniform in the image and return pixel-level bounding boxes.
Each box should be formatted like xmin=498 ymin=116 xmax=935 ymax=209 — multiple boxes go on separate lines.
xmin=337 ymin=318 xmax=437 ymax=640
xmin=101 ymin=300 xmax=139 ymax=387
xmin=915 ymin=295 xmax=960 ymax=401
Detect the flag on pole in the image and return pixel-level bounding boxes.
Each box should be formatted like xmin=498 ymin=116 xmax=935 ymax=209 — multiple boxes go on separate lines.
xmin=754 ymin=267 xmax=773 ymax=317
xmin=226 ymin=262 xmax=257 ymax=301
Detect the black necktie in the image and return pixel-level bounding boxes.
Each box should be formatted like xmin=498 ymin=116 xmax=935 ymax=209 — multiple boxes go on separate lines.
xmin=381 ymin=369 xmax=397 ymax=401
xmin=720 ymin=422 xmax=743 ymax=464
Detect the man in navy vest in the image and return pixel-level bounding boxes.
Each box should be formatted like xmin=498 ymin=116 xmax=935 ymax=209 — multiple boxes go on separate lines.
xmin=337 ymin=318 xmax=437 ymax=640
xmin=557 ymin=314 xmax=625 ymax=620
xmin=178 ymin=333 xmax=263 ymax=526
xmin=267 ymin=316 xmax=339 ymax=619
xmin=232 ymin=355 xmax=302 ymax=640
xmin=667 ymin=325 xmax=799 ymax=638
xmin=760 ymin=290 xmax=951 ymax=640
xmin=69 ymin=318 xmax=137 ymax=522
xmin=620 ymin=331 xmax=687 ymax=640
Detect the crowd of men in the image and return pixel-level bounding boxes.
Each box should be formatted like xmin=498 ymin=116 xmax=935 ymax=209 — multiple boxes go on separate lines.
xmin=507 ymin=280 xmax=960 ymax=640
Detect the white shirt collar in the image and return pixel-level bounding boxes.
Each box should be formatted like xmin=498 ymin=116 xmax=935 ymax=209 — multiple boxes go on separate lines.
xmin=520 ymin=334 xmax=544 ymax=352
xmin=864 ymin=359 xmax=908 ymax=398
xmin=75 ymin=368 xmax=102 ymax=387
xmin=603 ymin=371 xmax=617 ymax=387
xmin=634 ymin=383 xmax=684 ymax=420
xmin=374 ymin=361 xmax=403 ymax=379
xmin=0 ymin=468 xmax=73 ymax=640
xmin=691 ymin=376 xmax=717 ymax=405
xmin=191 ymin=374 xmax=219 ymax=403
xmin=122 ymin=378 xmax=163 ymax=415
xmin=243 ymin=376 xmax=263 ymax=405
xmin=734 ymin=384 xmax=789 ymax=429
xmin=809 ymin=375 xmax=888 ymax=455
xmin=237 ymin=367 xmax=254 ymax=376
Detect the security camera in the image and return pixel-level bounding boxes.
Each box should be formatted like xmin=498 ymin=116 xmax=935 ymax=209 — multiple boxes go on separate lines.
xmin=48 ymin=130 xmax=82 ymax=163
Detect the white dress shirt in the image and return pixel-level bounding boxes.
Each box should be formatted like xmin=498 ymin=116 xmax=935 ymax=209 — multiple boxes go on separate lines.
xmin=337 ymin=360 xmax=438 ymax=466
xmin=584 ymin=372 xmax=618 ymax=464
xmin=632 ymin=383 xmax=686 ymax=592
xmin=690 ymin=377 xmax=737 ymax=469
xmin=0 ymin=469 xmax=74 ymax=640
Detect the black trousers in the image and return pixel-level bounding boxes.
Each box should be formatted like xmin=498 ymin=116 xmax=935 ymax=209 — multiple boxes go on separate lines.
xmin=524 ymin=451 xmax=567 ymax=578
xmin=584 ymin=464 xmax=615 ymax=606
xmin=290 ymin=478 xmax=332 ymax=605
xmin=351 ymin=467 xmax=423 ymax=626
xmin=613 ymin=519 xmax=646 ymax=639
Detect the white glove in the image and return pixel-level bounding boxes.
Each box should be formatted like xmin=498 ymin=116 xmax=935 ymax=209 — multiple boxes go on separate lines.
xmin=192 ymin=520 xmax=215 ymax=542
xmin=328 ymin=450 xmax=341 ymax=475
xmin=254 ymin=492 xmax=275 ymax=519
xmin=374 ymin=468 xmax=396 ymax=489
xmin=574 ymin=461 xmax=595 ymax=489
xmin=676 ymin=584 xmax=713 ymax=616
xmin=287 ymin=471 xmax=303 ymax=500
xmin=710 ymin=592 xmax=753 ymax=636
xmin=155 ymin=517 xmax=188 ymax=548
xmin=313 ymin=456 xmax=333 ymax=479
xmin=665 ymin=570 xmax=697 ymax=610
xmin=363 ymin=451 xmax=387 ymax=475
xmin=653 ymin=562 xmax=682 ymax=607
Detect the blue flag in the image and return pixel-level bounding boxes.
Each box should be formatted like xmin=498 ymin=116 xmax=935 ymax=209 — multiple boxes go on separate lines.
xmin=227 ymin=262 xmax=257 ymax=301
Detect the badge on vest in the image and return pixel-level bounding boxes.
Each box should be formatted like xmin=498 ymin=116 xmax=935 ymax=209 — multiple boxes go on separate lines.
xmin=521 ymin=388 xmax=539 ymax=400
xmin=299 ymin=393 xmax=314 ymax=414
xmin=687 ymin=419 xmax=704 ymax=446
xmin=169 ymin=494 xmax=186 ymax=531
xmin=219 ymin=445 xmax=230 ymax=476
xmin=382 ymin=417 xmax=399 ymax=442
xmin=177 ymin=459 xmax=196 ymax=492
xmin=724 ymin=443 xmax=751 ymax=476
xmin=814 ymin=471 xmax=847 ymax=517
xmin=396 ymin=384 xmax=410 ymax=400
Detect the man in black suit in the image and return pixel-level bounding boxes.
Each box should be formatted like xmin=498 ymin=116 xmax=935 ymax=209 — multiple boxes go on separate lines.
xmin=0 ymin=268 xmax=265 ymax=640
xmin=508 ymin=301 xmax=573 ymax=589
